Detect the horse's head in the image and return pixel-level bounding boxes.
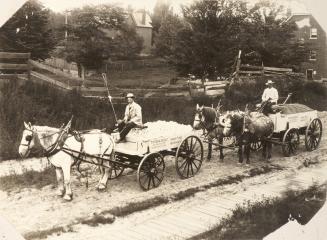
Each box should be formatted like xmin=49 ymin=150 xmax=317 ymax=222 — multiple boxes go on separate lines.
xmin=219 ymin=111 xmax=244 ymax=136
xmin=193 ymin=104 xmax=204 ymax=130
xmin=19 ymin=122 xmax=37 ymax=158
xmin=193 ymin=104 xmax=218 ymax=130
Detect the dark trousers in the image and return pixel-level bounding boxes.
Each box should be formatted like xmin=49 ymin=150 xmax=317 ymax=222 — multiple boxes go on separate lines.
xmin=118 ymin=121 xmax=137 ymax=140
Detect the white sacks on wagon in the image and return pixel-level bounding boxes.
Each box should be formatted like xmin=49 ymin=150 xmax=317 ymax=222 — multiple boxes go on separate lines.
xmin=114 ymin=121 xmax=197 ymax=155
xmin=128 ymin=121 xmax=193 ymax=140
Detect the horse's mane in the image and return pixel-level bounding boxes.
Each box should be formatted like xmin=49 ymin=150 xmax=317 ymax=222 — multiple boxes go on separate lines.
xmin=33 ymin=126 xmax=60 ymax=133
xmin=202 ymin=107 xmax=217 ymax=123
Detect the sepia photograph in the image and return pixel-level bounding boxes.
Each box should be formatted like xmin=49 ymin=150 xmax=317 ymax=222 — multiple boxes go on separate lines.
xmin=0 ymin=0 xmax=326 ymax=239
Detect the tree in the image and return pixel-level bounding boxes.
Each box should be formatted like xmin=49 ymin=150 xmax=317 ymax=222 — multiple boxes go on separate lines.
xmin=111 ymin=23 xmax=144 ymax=60
xmin=151 ymin=0 xmax=172 ymax=42
xmin=153 ymin=13 xmax=184 ymax=57
xmin=172 ymin=0 xmax=248 ymax=76
xmin=1 ymin=0 xmax=56 ymax=60
xmin=240 ymin=0 xmax=309 ymax=69
xmin=61 ymin=4 xmax=143 ymax=77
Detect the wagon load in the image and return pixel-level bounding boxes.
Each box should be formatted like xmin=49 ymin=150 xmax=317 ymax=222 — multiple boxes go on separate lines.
xmin=245 ymin=112 xmax=274 ymax=137
xmin=126 ymin=121 xmax=193 ymax=141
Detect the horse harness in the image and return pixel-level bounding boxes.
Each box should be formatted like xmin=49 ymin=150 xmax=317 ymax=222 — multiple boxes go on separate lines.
xmin=20 ymin=128 xmax=69 ymax=158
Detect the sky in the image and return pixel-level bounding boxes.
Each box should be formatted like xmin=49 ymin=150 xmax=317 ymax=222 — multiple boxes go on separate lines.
xmin=1 ymin=0 xmax=327 ymax=31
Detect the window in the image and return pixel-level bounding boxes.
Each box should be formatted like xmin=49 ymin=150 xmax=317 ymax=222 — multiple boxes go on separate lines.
xmin=309 ymin=50 xmax=317 ymax=61
xmin=310 ymin=28 xmax=317 ymax=39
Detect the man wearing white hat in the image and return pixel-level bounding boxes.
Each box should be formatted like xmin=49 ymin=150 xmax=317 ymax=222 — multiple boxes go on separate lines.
xmin=260 ymin=80 xmax=279 ymax=115
xmin=116 ymin=93 xmax=142 ymax=142
xmin=262 ymin=80 xmax=279 ymax=104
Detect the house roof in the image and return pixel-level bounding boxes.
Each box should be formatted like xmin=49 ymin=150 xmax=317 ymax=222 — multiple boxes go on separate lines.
xmin=0 ymin=0 xmax=26 ymax=28
xmin=287 ymin=13 xmax=326 ymax=34
xmin=131 ymin=10 xmax=152 ymax=28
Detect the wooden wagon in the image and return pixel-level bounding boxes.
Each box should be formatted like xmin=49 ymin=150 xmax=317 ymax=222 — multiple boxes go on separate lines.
xmin=251 ymin=104 xmax=322 ymax=156
xmin=105 ymin=126 xmax=204 ymax=191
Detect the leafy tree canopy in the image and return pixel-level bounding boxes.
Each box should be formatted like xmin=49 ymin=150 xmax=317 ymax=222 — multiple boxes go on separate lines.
xmin=1 ymin=0 xmax=56 ymax=60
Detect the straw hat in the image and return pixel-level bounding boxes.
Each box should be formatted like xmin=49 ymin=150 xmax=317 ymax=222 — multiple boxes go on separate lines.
xmin=126 ymin=93 xmax=135 ymax=98
xmin=266 ymin=80 xmax=274 ymax=85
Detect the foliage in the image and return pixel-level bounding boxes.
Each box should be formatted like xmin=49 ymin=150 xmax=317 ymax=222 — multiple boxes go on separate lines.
xmin=151 ymin=0 xmax=173 ymax=38
xmin=239 ymin=0 xmax=309 ymax=69
xmin=111 ymin=23 xmax=144 ymax=60
xmin=1 ymin=0 xmax=56 ymax=60
xmin=171 ymin=0 xmax=248 ymax=76
xmin=153 ymin=13 xmax=185 ymax=57
xmin=159 ymin=0 xmax=309 ymax=76
xmin=62 ymin=4 xmax=126 ymax=70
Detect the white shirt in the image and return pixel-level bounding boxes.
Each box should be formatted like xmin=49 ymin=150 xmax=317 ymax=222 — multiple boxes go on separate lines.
xmin=124 ymin=102 xmax=142 ymax=125
xmin=262 ymin=87 xmax=279 ymax=104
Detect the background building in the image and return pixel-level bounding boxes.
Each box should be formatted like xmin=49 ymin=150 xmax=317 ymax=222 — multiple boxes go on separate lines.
xmin=288 ymin=13 xmax=327 ymax=80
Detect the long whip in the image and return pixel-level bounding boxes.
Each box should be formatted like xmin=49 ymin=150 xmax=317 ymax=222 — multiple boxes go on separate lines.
xmin=101 ymin=73 xmax=118 ymax=123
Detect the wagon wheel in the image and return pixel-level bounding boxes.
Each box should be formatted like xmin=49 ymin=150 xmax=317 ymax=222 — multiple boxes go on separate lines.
xmin=137 ymin=153 xmax=165 ymax=191
xmin=250 ymin=140 xmax=262 ymax=151
xmin=282 ymin=128 xmax=300 ymax=157
xmin=175 ymin=135 xmax=203 ymax=179
xmin=305 ymin=118 xmax=322 ymax=151
xmin=108 ymin=163 xmax=125 ymax=180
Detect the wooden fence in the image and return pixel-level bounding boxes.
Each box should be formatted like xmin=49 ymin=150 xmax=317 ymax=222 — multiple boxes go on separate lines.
xmin=0 ymin=52 xmax=30 ymax=73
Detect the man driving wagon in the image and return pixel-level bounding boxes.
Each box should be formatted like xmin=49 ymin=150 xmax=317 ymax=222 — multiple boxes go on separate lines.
xmin=115 ymin=93 xmax=143 ymax=143
xmin=260 ymin=80 xmax=279 ymax=115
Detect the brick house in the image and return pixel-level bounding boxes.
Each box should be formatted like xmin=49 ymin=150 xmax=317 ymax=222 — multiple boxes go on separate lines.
xmin=287 ymin=14 xmax=327 ymax=80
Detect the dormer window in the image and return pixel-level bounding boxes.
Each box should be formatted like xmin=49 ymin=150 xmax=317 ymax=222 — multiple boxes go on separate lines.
xmin=310 ymin=28 xmax=317 ymax=39
xmin=309 ymin=50 xmax=317 ymax=61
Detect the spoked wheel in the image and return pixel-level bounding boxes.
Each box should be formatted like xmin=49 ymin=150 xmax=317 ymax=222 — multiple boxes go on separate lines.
xmin=137 ymin=153 xmax=165 ymax=191
xmin=305 ymin=118 xmax=322 ymax=151
xmin=250 ymin=140 xmax=262 ymax=152
xmin=282 ymin=128 xmax=300 ymax=157
xmin=108 ymin=163 xmax=125 ymax=180
xmin=175 ymin=135 xmax=203 ymax=179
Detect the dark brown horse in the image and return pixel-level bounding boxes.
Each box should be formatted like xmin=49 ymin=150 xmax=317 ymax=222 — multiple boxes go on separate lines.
xmin=219 ymin=111 xmax=274 ymax=164
xmin=193 ymin=104 xmax=225 ymax=161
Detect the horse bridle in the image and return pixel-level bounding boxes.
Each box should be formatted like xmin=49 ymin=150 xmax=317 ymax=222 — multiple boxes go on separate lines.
xmin=20 ymin=128 xmax=69 ymax=157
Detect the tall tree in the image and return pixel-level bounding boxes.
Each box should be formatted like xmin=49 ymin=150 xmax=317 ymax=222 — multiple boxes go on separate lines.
xmin=172 ymin=0 xmax=248 ymax=76
xmin=151 ymin=0 xmax=172 ymax=41
xmin=153 ymin=13 xmax=184 ymax=57
xmin=2 ymin=0 xmax=56 ymax=60
xmin=61 ymin=4 xmax=128 ymax=75
xmin=240 ymin=0 xmax=308 ymax=68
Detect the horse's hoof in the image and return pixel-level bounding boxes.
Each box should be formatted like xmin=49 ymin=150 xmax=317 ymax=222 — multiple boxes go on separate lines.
xmin=56 ymin=189 xmax=65 ymax=197
xmin=97 ymin=183 xmax=106 ymax=191
xmin=63 ymin=194 xmax=72 ymax=201
xmin=237 ymin=162 xmax=242 ymax=165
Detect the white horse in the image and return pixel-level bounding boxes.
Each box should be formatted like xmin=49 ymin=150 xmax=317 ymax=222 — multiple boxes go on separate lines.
xmin=18 ymin=122 xmax=115 ymax=201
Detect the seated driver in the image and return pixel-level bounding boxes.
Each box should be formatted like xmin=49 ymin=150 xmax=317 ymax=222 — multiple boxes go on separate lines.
xmin=261 ymin=80 xmax=279 ymax=115
xmin=115 ymin=93 xmax=142 ymax=142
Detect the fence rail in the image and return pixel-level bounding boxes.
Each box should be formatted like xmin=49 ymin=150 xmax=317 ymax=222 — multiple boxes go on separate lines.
xmin=0 ymin=52 xmax=30 ymax=59
xmin=0 ymin=63 xmax=29 ymax=70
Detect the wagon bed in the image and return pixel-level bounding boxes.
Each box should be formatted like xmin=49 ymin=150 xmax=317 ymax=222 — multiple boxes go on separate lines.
xmin=109 ymin=123 xmax=204 ymax=190
xmin=262 ymin=103 xmax=323 ymax=156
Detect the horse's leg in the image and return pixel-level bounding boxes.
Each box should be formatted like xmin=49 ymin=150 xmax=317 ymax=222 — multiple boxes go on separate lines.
xmin=267 ymin=141 xmax=272 ymax=160
xmin=62 ymin=163 xmax=73 ymax=201
xmin=262 ymin=141 xmax=267 ymax=160
xmin=245 ymin=144 xmax=250 ymax=164
xmin=97 ymin=154 xmax=113 ymax=191
xmin=218 ymin=136 xmax=224 ymax=162
xmin=207 ymin=141 xmax=212 ymax=161
xmin=238 ymin=144 xmax=243 ymax=164
xmin=55 ymin=168 xmax=65 ymax=196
